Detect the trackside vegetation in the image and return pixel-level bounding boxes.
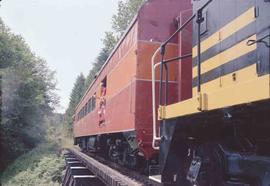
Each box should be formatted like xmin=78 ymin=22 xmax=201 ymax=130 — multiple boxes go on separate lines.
xmin=1 ymin=143 xmax=65 ymax=186
xmin=0 ymin=0 xmax=145 ymax=185
xmin=0 ymin=15 xmax=64 ymax=186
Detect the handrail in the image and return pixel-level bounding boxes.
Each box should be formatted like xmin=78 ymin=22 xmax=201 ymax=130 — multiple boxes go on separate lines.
xmin=151 ymin=52 xmax=192 ymax=150
xmin=151 ymin=47 xmax=161 ymax=150
xmin=151 ymin=11 xmax=196 ymax=150
xmin=159 ymin=14 xmax=196 ymax=107
xmin=151 ymin=0 xmax=213 ymax=150
xmin=195 ymin=0 xmax=213 ymax=100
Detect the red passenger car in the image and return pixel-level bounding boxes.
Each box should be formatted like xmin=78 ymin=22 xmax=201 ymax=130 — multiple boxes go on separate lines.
xmin=73 ymin=0 xmax=192 ymax=168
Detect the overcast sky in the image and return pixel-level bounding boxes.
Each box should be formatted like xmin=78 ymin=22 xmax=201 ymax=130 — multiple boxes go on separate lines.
xmin=0 ymin=0 xmax=118 ymax=113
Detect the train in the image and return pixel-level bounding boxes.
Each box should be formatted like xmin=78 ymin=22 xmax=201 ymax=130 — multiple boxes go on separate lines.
xmin=73 ymin=0 xmax=270 ymax=185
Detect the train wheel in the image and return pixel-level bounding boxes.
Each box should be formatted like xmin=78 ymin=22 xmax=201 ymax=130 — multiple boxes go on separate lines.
xmin=179 ymin=143 xmax=225 ymax=186
xmin=194 ymin=143 xmax=225 ymax=186
xmin=108 ymin=143 xmax=119 ymax=163
xmin=123 ymin=146 xmax=137 ymax=169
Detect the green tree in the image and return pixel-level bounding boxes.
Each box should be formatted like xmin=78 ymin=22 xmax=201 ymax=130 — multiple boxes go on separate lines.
xmin=84 ymin=31 xmax=117 ymax=89
xmin=112 ymin=0 xmax=145 ymax=36
xmin=64 ymin=0 xmax=145 ymax=137
xmin=63 ymin=74 xmax=85 ymax=136
xmin=0 ymin=18 xmax=58 ymax=172
xmin=84 ymin=0 xmax=144 ymax=90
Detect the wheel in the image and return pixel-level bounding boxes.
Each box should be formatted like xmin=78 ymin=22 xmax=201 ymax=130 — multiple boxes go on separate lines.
xmin=195 ymin=143 xmax=225 ymax=186
xmin=122 ymin=146 xmax=137 ymax=169
xmin=177 ymin=143 xmax=226 ymax=186
xmin=108 ymin=143 xmax=119 ymax=162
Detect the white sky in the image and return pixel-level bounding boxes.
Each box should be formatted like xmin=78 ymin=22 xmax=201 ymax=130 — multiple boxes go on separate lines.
xmin=0 ymin=0 xmax=118 ymax=113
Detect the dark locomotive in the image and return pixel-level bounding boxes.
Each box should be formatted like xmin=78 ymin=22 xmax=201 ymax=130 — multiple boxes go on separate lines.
xmin=74 ymin=0 xmax=270 ymax=185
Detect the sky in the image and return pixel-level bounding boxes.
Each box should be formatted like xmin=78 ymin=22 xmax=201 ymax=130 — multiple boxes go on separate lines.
xmin=0 ymin=0 xmax=119 ymax=113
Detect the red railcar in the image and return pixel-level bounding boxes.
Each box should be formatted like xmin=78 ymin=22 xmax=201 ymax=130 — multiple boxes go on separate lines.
xmin=73 ymin=0 xmax=192 ymax=167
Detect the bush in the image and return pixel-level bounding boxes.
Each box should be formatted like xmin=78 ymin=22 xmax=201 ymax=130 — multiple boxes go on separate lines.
xmin=1 ymin=143 xmax=65 ymax=186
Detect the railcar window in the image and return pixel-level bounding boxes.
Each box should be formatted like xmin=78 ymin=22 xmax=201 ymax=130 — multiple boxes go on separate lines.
xmin=85 ymin=102 xmax=88 ymax=114
xmin=88 ymin=100 xmax=90 ymax=113
xmin=101 ymin=77 xmax=107 ymax=96
xmin=77 ymin=93 xmax=97 ymax=120
xmin=92 ymin=94 xmax=96 ymax=110
xmin=88 ymin=98 xmax=92 ymax=112
xmin=87 ymin=99 xmax=89 ymax=113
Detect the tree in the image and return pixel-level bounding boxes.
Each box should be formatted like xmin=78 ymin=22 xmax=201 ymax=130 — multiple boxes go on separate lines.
xmin=84 ymin=0 xmax=144 ymax=90
xmin=0 ymin=18 xmax=58 ymax=172
xmin=112 ymin=0 xmax=145 ymax=36
xmin=64 ymin=0 xmax=145 ymax=137
xmin=84 ymin=31 xmax=117 ymax=89
xmin=63 ymin=74 xmax=85 ymax=136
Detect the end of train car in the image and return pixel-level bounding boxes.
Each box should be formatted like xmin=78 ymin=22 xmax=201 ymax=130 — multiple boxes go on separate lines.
xmin=73 ymin=0 xmax=192 ymax=171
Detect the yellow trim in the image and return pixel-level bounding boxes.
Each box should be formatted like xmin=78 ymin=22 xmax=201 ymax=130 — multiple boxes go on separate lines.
xmin=160 ymin=65 xmax=269 ymax=120
xmin=193 ymin=35 xmax=257 ymax=77
xmin=193 ymin=7 xmax=256 ymax=57
xmin=160 ymin=96 xmax=200 ymax=120
xmin=192 ymin=63 xmax=258 ymax=95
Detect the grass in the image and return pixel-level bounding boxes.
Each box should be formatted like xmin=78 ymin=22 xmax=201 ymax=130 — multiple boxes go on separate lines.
xmin=1 ymin=142 xmax=65 ymax=186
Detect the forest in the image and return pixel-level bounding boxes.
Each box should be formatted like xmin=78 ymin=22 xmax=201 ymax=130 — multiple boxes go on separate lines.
xmin=0 ymin=0 xmax=144 ymax=185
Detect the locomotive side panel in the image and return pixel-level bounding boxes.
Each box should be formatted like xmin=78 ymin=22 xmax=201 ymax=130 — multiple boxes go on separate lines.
xmin=191 ymin=0 xmax=270 ymax=110
xmin=158 ymin=0 xmax=270 ymax=184
xmin=160 ymin=0 xmax=270 ymax=120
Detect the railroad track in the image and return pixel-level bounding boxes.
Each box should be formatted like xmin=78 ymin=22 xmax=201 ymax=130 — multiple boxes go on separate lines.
xmin=62 ymin=147 xmax=162 ymax=186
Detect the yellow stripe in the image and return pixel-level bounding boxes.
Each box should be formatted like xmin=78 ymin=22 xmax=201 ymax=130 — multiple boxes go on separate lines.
xmin=193 ymin=35 xmax=257 ymax=77
xmin=161 ymin=66 xmax=269 ymax=119
xmin=192 ymin=64 xmax=258 ymax=96
xmin=193 ymin=7 xmax=256 ymax=57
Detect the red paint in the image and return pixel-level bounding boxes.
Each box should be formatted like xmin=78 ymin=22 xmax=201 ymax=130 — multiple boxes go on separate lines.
xmin=138 ymin=0 xmax=192 ymax=43
xmin=135 ymin=80 xmax=178 ymax=159
xmin=74 ymin=0 xmax=192 ymax=160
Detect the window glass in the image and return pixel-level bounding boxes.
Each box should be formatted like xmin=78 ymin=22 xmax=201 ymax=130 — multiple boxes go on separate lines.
xmin=92 ymin=94 xmax=96 ymax=110
xmin=88 ymin=98 xmax=92 ymax=112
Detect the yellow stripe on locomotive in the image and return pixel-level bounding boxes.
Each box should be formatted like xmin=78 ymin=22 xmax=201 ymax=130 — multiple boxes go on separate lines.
xmin=159 ymin=5 xmax=270 ymax=120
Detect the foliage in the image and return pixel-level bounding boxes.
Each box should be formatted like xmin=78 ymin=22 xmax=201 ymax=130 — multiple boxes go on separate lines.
xmin=63 ymin=0 xmax=145 ymax=137
xmin=0 ymin=18 xmax=58 ymax=172
xmin=1 ymin=142 xmax=65 ymax=186
xmin=84 ymin=0 xmax=144 ymax=89
xmin=45 ymin=113 xmax=64 ymax=143
xmin=112 ymin=0 xmax=145 ymax=36
xmin=84 ymin=0 xmax=145 ymax=90
xmin=63 ymin=74 xmax=85 ymax=137
xmin=84 ymin=31 xmax=117 ymax=89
